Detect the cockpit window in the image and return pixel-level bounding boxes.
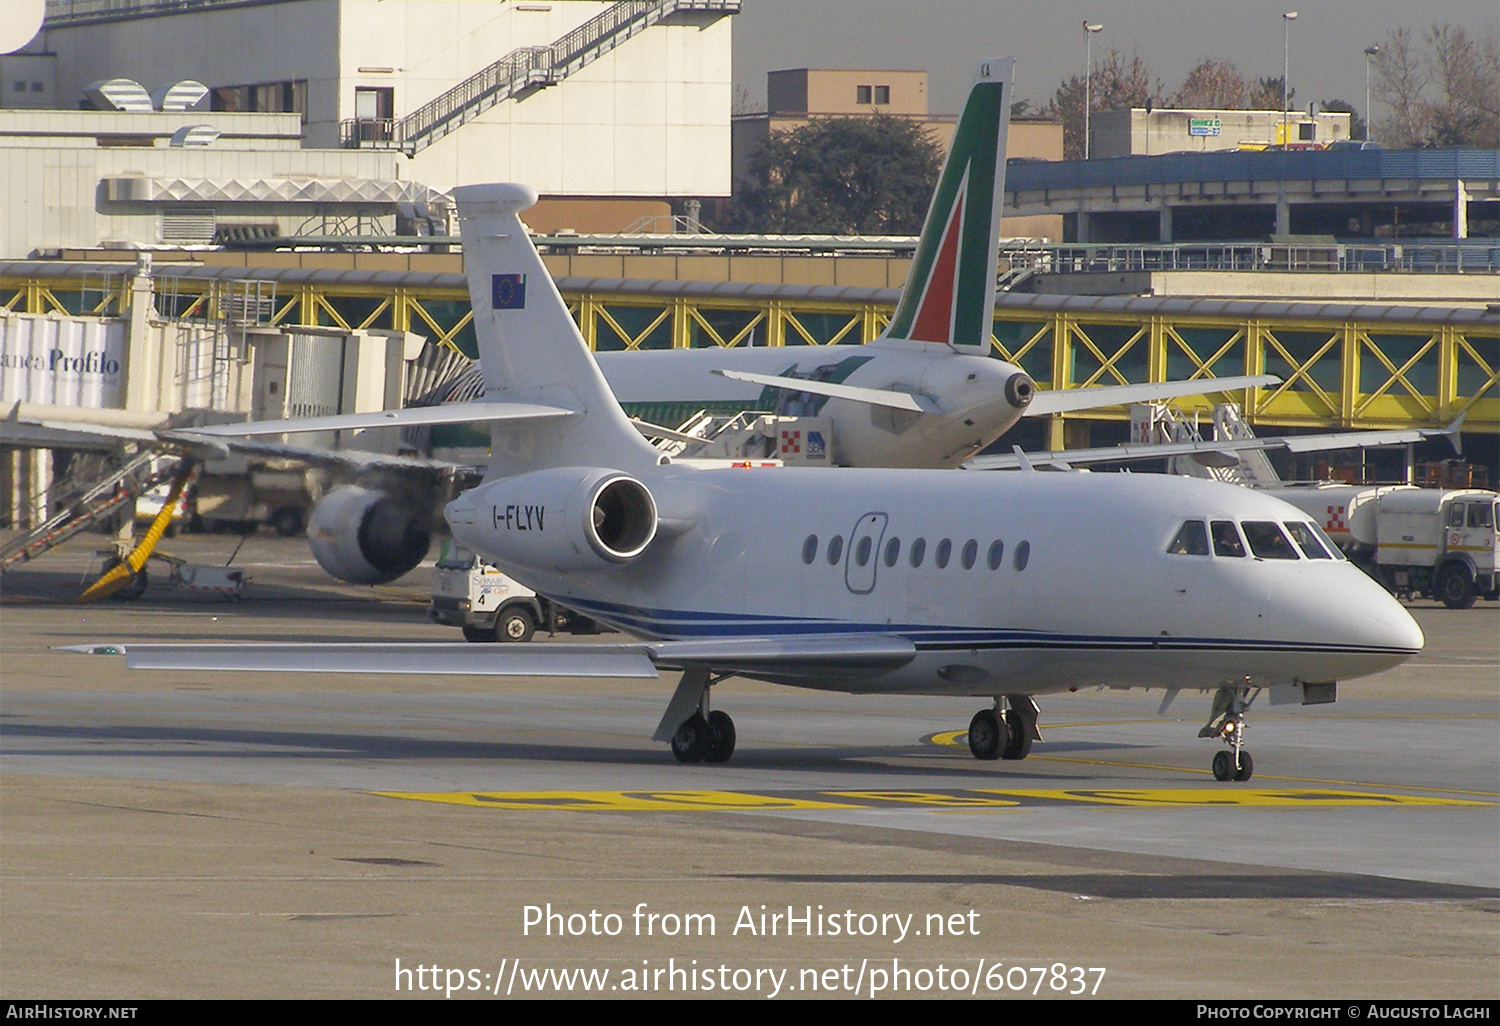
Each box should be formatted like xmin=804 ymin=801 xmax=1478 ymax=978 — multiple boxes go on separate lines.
xmin=1167 ymin=520 xmax=1210 ymax=555
xmin=1468 ymin=503 xmax=1494 ymax=529
xmin=1307 ymin=519 xmax=1347 ymax=560
xmin=1243 ymin=521 xmax=1300 ymax=559
xmin=1211 ymin=521 xmax=1246 ymax=558
xmin=1283 ymin=521 xmax=1333 ymax=559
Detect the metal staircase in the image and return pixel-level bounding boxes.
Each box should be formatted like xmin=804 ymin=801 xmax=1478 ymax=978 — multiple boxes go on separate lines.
xmin=1131 ymin=401 xmax=1284 ymax=488
xmin=344 ymin=0 xmax=740 ymax=155
xmin=0 ymin=451 xmax=181 ymax=572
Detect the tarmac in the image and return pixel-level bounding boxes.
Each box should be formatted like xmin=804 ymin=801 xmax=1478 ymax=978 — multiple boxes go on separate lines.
xmin=2 ymin=532 xmax=1496 ymax=999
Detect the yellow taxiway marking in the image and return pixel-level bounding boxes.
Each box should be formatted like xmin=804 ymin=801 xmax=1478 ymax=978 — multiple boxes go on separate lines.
xmin=372 ymin=788 xmax=1491 ymax=813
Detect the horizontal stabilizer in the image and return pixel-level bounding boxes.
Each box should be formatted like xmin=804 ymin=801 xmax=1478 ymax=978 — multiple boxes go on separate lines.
xmin=968 ymin=417 xmax=1465 ymax=472
xmin=180 ymin=401 xmax=575 ymax=437
xmin=1024 ymin=375 xmax=1280 ymax=416
xmin=712 ymin=369 xmax=928 ymax=412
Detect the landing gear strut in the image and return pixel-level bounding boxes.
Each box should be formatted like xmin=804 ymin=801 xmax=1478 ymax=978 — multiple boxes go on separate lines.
xmin=657 ymin=667 xmax=736 ymax=765
xmin=968 ymin=695 xmax=1039 ymax=762
xmin=1201 ymin=686 xmax=1256 ymax=781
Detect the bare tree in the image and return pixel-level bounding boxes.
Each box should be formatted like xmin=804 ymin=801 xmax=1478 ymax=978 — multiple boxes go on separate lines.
xmin=1372 ymin=24 xmax=1499 ymax=148
xmin=1172 ymin=59 xmax=1248 ymax=109
xmin=1046 ymin=49 xmax=1161 ymax=159
xmin=1247 ymin=76 xmax=1292 ymax=112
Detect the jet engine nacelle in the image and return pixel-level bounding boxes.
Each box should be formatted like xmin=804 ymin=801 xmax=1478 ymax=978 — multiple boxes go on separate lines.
xmin=446 ymin=468 xmax=658 ymax=573
xmin=307 ymin=484 xmax=432 ymax=585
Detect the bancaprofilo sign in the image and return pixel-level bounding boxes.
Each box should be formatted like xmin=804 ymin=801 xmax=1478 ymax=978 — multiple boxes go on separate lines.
xmin=0 ymin=314 xmax=125 ymax=408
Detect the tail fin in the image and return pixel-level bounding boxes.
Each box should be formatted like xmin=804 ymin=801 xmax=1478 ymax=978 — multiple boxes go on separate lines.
xmin=882 ymin=58 xmax=1013 ymax=354
xmin=454 ymin=183 xmax=660 ymax=479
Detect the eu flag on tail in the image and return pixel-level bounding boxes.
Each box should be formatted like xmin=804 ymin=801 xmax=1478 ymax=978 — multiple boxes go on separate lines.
xmin=491 ymin=274 xmax=527 ymax=310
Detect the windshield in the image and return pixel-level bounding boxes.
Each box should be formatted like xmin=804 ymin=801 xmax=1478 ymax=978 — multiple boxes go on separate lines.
xmin=437 ymin=540 xmax=477 ymax=570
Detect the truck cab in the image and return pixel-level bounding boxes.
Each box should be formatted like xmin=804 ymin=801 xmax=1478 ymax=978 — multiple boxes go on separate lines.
xmin=429 ymin=539 xmax=601 ymax=641
xmin=1377 ymin=489 xmax=1499 ymax=608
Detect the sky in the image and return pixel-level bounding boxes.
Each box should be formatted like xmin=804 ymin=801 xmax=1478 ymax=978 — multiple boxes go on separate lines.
xmin=731 ymin=0 xmax=1500 ymax=120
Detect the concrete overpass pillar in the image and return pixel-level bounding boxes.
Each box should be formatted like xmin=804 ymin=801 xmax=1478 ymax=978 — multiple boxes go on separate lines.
xmin=1275 ymin=194 xmax=1292 ymax=237
xmin=1454 ymin=180 xmax=1469 ymax=239
xmin=1158 ymin=205 xmax=1173 ymax=242
xmin=1075 ymin=211 xmax=1092 ymax=244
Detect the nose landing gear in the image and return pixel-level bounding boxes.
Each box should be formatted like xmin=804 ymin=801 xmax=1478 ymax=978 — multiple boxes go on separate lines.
xmin=1201 ymin=686 xmax=1257 ymax=781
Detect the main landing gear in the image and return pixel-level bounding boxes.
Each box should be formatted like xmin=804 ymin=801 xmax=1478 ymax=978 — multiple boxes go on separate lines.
xmin=656 ymin=667 xmax=736 ymax=764
xmin=1201 ymin=686 xmax=1256 ymax=781
xmin=967 ymin=696 xmax=1039 ymax=761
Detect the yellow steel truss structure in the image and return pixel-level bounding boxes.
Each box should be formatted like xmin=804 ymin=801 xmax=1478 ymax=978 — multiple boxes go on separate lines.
xmin=3 ymin=273 xmax=1495 ymax=433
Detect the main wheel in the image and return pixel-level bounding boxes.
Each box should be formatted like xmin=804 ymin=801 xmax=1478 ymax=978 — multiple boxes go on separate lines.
xmin=704 ymin=710 xmax=736 ymax=764
xmin=1233 ymin=751 xmax=1254 ymax=782
xmin=1437 ymin=564 xmax=1476 ymax=609
xmin=671 ymin=714 xmax=711 ymax=764
xmin=967 ymin=709 xmax=1006 ymax=761
xmin=271 ymin=507 xmax=305 ymax=537
xmin=461 ymin=623 xmax=493 ymax=643
xmin=1001 ymin=709 xmax=1032 ymax=760
xmin=1212 ymin=750 xmax=1234 ymax=781
xmin=497 ymin=608 xmax=536 ymax=643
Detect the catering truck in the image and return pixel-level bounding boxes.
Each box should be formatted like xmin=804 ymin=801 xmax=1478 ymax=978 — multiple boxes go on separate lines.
xmin=1268 ymin=484 xmax=1499 ymax=608
xmin=429 ymin=539 xmax=601 ymax=641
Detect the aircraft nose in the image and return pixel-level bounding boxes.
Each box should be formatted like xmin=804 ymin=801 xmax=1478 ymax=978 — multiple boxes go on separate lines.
xmin=1267 ymin=566 xmax=1423 ymax=679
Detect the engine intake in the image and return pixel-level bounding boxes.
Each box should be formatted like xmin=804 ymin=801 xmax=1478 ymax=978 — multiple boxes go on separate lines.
xmin=308 ymin=485 xmax=431 ymax=585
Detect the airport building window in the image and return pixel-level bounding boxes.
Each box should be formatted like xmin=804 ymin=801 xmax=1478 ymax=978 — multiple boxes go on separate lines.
xmin=1243 ymin=522 xmax=1300 ymax=560
xmin=884 ymin=537 xmax=901 ymax=567
xmin=935 ymin=539 xmax=952 ymax=568
xmin=1168 ymin=520 xmax=1210 ymax=555
xmin=827 ymin=535 xmax=844 ymax=565
xmin=802 ymin=534 xmax=818 ymax=564
xmin=1013 ymin=540 xmax=1030 ymax=571
xmin=856 ymin=85 xmax=872 ymax=104
xmin=961 ymin=539 xmax=978 ymax=570
xmin=909 ymin=538 xmax=926 ymax=568
xmin=1211 ymin=521 xmax=1246 ymax=558
xmin=986 ymin=539 xmax=1005 ymax=570
xmin=1283 ymin=522 xmax=1333 ymax=559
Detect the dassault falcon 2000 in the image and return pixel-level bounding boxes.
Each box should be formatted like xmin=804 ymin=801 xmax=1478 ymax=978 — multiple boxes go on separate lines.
xmin=73 ymin=62 xmax=1424 ymax=781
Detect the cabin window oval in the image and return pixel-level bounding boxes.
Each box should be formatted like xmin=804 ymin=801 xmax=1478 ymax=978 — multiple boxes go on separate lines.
xmin=827 ymin=535 xmax=844 ymax=565
xmin=802 ymin=534 xmax=818 ymax=564
xmin=855 ymin=536 xmax=873 ymax=566
xmin=961 ymin=539 xmax=978 ymax=569
xmin=909 ymin=538 xmax=926 ymax=568
xmin=883 ymin=537 xmax=901 ymax=567
xmin=1013 ymin=539 xmax=1030 ymax=571
xmin=986 ymin=539 xmax=1005 ymax=570
xmin=935 ymin=538 xmax=952 ymax=568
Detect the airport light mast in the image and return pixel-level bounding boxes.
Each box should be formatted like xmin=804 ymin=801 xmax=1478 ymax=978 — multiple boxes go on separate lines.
xmin=1083 ymin=21 xmax=1103 ymax=159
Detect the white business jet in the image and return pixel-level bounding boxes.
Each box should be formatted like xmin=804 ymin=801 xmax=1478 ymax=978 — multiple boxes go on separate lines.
xmin=74 ymin=62 xmax=1423 ymax=781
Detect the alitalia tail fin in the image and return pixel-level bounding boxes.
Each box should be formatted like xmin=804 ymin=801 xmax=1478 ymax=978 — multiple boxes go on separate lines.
xmin=882 ymin=59 xmax=1013 ymax=354
xmin=453 ymin=183 xmax=660 ymax=480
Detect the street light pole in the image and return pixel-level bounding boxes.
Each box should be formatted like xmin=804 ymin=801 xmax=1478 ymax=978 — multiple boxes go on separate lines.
xmin=1282 ymin=11 xmax=1298 ymax=146
xmin=1083 ymin=21 xmax=1103 ymax=159
xmin=1364 ymin=45 xmax=1380 ymax=141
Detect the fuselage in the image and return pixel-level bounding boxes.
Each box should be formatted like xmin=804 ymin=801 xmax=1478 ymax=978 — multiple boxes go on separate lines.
xmin=449 ymin=467 xmax=1423 ymax=697
xmin=596 ymin=342 xmax=1031 ymax=469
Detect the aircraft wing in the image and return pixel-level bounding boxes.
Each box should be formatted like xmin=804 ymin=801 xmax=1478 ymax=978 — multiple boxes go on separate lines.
xmin=1023 ymin=375 xmax=1280 ymax=416
xmin=179 ymin=400 xmax=575 ymax=437
xmin=61 ymin=634 xmax=917 ymax=678
xmin=711 ymin=369 xmax=931 ymax=413
xmin=0 ymin=418 xmax=160 ymax=450
xmin=966 ymin=416 xmax=1466 ymax=471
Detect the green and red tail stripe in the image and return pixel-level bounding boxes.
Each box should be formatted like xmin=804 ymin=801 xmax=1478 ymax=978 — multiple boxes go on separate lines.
xmin=884 ymin=59 xmax=1012 ymax=353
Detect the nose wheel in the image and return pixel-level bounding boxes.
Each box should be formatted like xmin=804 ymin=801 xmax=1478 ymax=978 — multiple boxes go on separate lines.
xmin=1201 ymin=686 xmax=1257 ymax=781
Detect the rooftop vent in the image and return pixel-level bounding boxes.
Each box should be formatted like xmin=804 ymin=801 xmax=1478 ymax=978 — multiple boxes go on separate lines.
xmin=169 ymin=125 xmax=220 ymax=147
xmin=154 ymin=80 xmax=209 ymax=112
xmin=84 ymin=79 xmax=153 ymax=112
